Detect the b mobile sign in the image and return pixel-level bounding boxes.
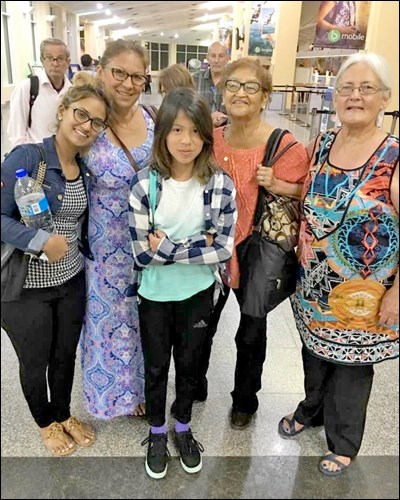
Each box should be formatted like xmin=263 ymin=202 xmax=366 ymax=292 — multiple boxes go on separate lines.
xmin=314 ymin=1 xmax=371 ymax=50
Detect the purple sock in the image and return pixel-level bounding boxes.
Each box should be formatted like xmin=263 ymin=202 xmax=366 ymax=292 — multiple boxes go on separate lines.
xmin=150 ymin=424 xmax=167 ymax=435
xmin=175 ymin=420 xmax=190 ymax=433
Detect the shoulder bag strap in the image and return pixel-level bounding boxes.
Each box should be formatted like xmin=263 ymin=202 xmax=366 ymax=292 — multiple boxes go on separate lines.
xmin=32 ymin=144 xmax=47 ymax=189
xmin=140 ymin=104 xmax=158 ymax=124
xmin=254 ymin=129 xmax=287 ymax=226
xmin=253 ymin=129 xmax=298 ymax=226
xmin=108 ymin=126 xmax=140 ymax=173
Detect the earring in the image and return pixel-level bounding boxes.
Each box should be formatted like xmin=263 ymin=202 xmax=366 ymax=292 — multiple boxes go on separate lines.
xmin=58 ymin=115 xmax=62 ymax=121
xmin=376 ymin=110 xmax=384 ymax=128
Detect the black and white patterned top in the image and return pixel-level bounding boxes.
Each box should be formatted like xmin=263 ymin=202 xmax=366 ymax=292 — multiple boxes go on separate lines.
xmin=24 ymin=176 xmax=87 ymax=288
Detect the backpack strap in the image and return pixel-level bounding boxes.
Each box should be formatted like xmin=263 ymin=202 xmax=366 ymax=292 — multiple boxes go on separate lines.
xmin=140 ymin=104 xmax=158 ymax=123
xmin=148 ymin=168 xmax=158 ymax=228
xmin=28 ymin=75 xmax=39 ymax=129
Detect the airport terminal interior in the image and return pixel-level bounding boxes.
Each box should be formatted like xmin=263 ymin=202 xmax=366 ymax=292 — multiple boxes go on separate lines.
xmin=1 ymin=1 xmax=399 ymax=499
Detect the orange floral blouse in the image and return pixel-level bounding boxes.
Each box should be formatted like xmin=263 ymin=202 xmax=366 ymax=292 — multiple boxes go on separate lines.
xmin=213 ymin=126 xmax=309 ymax=288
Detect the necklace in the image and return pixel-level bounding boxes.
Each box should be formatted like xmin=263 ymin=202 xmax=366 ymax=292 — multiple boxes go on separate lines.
xmin=223 ymin=120 xmax=262 ymax=149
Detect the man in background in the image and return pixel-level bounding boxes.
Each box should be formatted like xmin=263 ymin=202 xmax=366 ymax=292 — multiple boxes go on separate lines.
xmin=7 ymin=38 xmax=71 ymax=149
xmin=194 ymin=41 xmax=229 ymax=127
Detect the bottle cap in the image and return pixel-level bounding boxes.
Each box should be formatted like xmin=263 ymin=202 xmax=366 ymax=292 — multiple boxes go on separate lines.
xmin=15 ymin=168 xmax=28 ymax=178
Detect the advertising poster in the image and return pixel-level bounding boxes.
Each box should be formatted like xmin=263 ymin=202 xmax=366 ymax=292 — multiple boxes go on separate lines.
xmin=219 ymin=19 xmax=233 ymax=56
xmin=248 ymin=1 xmax=277 ymax=57
xmin=314 ymin=1 xmax=371 ymax=50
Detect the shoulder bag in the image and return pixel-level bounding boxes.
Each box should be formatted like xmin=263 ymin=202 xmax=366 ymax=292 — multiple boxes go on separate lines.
xmin=1 ymin=145 xmax=47 ymax=303
xmin=236 ymin=129 xmax=300 ymax=318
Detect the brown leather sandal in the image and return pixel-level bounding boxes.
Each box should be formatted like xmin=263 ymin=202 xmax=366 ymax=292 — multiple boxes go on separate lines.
xmin=42 ymin=422 xmax=76 ymax=457
xmin=62 ymin=416 xmax=95 ymax=448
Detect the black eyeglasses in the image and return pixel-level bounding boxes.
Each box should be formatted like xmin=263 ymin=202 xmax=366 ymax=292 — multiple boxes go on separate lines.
xmin=109 ymin=67 xmax=148 ymax=86
xmin=225 ymin=80 xmax=261 ymax=94
xmin=42 ymin=55 xmax=68 ymax=64
xmin=71 ymin=107 xmax=108 ymax=133
xmin=336 ymin=84 xmax=383 ymax=96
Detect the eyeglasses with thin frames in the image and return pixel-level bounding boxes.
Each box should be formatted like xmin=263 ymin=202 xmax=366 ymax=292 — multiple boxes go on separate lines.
xmin=336 ymin=84 xmax=383 ymax=96
xmin=42 ymin=55 xmax=68 ymax=64
xmin=109 ymin=67 xmax=148 ymax=86
xmin=225 ymin=79 xmax=261 ymax=94
xmin=71 ymin=107 xmax=108 ymax=133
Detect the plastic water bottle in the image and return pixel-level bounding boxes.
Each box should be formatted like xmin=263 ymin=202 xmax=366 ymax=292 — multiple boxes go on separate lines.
xmin=14 ymin=168 xmax=56 ymax=234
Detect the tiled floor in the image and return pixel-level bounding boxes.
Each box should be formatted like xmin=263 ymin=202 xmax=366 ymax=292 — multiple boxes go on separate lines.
xmin=1 ymin=94 xmax=399 ymax=499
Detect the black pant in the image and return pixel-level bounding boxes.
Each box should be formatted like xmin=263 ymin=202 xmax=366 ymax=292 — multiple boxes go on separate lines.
xmin=138 ymin=285 xmax=214 ymax=427
xmin=1 ymin=271 xmax=86 ymax=428
xmin=198 ymin=282 xmax=267 ymax=414
xmin=294 ymin=346 xmax=374 ymax=458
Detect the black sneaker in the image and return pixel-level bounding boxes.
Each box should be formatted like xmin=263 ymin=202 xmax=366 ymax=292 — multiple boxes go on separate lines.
xmin=141 ymin=432 xmax=170 ymax=479
xmin=174 ymin=429 xmax=204 ymax=473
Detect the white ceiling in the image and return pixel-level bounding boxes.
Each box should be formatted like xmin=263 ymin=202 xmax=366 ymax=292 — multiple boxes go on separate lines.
xmin=51 ymin=1 xmax=235 ymax=45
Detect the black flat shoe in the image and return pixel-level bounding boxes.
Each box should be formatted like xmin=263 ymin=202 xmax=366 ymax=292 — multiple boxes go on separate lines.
xmin=230 ymin=411 xmax=253 ymax=429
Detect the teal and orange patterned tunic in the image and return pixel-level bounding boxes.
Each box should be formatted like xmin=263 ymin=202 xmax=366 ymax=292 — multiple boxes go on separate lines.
xmin=292 ymin=130 xmax=399 ymax=365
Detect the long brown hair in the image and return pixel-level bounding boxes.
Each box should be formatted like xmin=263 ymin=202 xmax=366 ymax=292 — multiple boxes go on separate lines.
xmin=151 ymin=88 xmax=218 ymax=184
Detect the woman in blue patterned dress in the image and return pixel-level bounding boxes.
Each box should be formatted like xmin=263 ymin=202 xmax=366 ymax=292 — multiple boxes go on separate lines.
xmin=81 ymin=40 xmax=155 ymax=419
xmin=278 ymin=53 xmax=399 ymax=476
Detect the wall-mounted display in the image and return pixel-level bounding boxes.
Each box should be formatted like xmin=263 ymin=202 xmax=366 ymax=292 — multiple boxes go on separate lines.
xmin=314 ymin=1 xmax=371 ymax=50
xmin=248 ymin=1 xmax=277 ymax=57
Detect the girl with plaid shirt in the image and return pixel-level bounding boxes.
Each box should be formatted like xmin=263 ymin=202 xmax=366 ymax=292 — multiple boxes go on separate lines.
xmin=128 ymin=88 xmax=236 ymax=479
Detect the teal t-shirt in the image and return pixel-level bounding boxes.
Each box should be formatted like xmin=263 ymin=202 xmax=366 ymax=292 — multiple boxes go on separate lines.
xmin=139 ymin=175 xmax=214 ymax=302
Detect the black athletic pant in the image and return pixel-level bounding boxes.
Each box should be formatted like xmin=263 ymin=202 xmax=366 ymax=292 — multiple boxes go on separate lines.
xmin=1 ymin=271 xmax=85 ymax=428
xmin=138 ymin=285 xmax=214 ymax=427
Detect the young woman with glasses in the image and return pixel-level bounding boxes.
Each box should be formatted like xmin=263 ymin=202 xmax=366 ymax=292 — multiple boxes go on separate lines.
xmin=80 ymin=39 xmax=155 ymax=420
xmin=1 ymin=73 xmax=111 ymax=456
xmin=196 ymin=57 xmax=309 ymax=427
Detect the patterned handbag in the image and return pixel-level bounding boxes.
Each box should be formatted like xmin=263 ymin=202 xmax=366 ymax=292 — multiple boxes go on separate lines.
xmin=259 ymin=129 xmax=300 ymax=252
xmin=236 ymin=129 xmax=300 ymax=317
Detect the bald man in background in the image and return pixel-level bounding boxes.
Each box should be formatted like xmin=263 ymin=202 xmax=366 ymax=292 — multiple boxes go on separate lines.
xmin=194 ymin=41 xmax=229 ymax=127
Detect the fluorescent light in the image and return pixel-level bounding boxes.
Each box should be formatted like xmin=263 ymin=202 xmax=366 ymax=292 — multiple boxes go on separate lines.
xmin=96 ymin=3 xmax=103 ymax=9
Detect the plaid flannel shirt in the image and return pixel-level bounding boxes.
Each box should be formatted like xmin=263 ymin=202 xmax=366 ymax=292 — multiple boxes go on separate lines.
xmin=127 ymin=166 xmax=237 ymax=302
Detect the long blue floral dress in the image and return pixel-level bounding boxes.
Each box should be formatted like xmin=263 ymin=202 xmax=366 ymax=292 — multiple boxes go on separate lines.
xmin=80 ymin=108 xmax=154 ymax=419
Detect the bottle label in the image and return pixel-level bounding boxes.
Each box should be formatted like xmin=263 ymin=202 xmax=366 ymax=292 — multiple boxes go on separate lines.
xmin=19 ymin=196 xmax=50 ymax=217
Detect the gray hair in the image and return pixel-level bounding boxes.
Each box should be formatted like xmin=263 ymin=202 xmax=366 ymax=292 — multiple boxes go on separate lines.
xmin=40 ymin=38 xmax=70 ymax=59
xmin=335 ymin=52 xmax=392 ymax=98
xmin=207 ymin=41 xmax=229 ymax=58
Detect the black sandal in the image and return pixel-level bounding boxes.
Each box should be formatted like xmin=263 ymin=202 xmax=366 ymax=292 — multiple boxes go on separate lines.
xmin=318 ymin=453 xmax=351 ymax=476
xmin=278 ymin=415 xmax=307 ymax=438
